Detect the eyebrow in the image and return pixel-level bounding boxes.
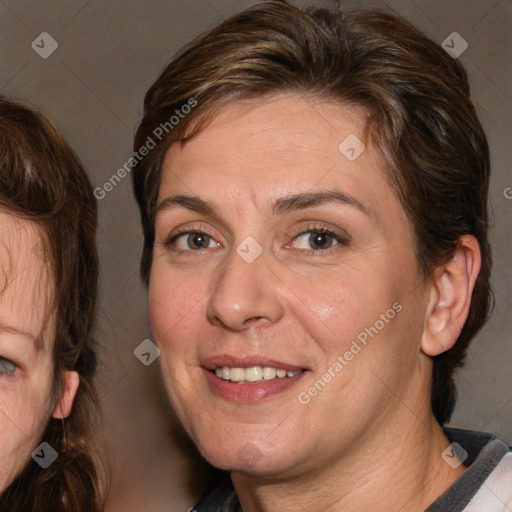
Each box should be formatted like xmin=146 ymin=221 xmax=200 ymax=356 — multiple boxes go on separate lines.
xmin=0 ymin=323 xmax=38 ymax=343
xmin=155 ymin=190 xmax=370 ymax=218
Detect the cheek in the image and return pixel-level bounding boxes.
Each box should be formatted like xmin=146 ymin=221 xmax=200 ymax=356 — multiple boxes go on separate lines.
xmin=281 ymin=265 xmax=400 ymax=354
xmin=149 ymin=265 xmax=206 ymax=360
xmin=0 ymin=395 xmax=48 ymax=442
xmin=279 ymin=259 xmax=425 ymax=399
xmin=0 ymin=374 xmax=54 ymax=433
xmin=0 ymin=378 xmax=53 ymax=490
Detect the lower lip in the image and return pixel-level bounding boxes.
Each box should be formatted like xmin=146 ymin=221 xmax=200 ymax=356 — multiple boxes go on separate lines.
xmin=202 ymin=368 xmax=307 ymax=404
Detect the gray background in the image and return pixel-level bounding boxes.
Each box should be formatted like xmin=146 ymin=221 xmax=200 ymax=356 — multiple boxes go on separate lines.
xmin=1 ymin=0 xmax=511 ymax=510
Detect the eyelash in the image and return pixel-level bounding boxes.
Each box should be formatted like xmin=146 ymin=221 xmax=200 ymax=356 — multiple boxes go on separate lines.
xmin=163 ymin=223 xmax=348 ymax=256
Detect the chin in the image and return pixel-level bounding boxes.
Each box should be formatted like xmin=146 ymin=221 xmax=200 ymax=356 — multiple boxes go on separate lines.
xmin=204 ymin=450 xmax=292 ymax=476
xmin=193 ymin=430 xmax=305 ymax=477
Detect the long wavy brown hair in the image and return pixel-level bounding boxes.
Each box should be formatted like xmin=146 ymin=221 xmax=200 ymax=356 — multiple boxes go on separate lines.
xmin=0 ymin=95 xmax=107 ymax=511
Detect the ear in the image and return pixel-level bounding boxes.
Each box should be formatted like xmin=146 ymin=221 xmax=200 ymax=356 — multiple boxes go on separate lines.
xmin=421 ymin=235 xmax=481 ymax=356
xmin=52 ymin=371 xmax=80 ymax=419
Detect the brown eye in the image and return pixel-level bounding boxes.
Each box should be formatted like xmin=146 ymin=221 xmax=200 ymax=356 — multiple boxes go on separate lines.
xmin=166 ymin=230 xmax=220 ymax=251
xmin=186 ymin=232 xmax=211 ymax=249
xmin=309 ymin=232 xmax=335 ymax=250
xmin=292 ymin=228 xmax=346 ymax=251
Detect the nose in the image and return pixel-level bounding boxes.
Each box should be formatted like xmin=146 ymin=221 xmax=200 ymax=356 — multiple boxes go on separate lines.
xmin=206 ymin=244 xmax=285 ymax=331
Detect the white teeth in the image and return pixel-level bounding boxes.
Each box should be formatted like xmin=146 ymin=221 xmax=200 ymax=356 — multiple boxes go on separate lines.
xmin=230 ymin=368 xmax=245 ymax=382
xmin=245 ymin=366 xmax=263 ymax=382
xmin=262 ymin=367 xmax=277 ymax=380
xmin=212 ymin=365 xmax=303 ymax=383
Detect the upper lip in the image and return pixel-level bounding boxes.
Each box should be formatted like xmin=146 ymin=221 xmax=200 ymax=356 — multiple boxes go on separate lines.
xmin=202 ymin=354 xmax=307 ymax=372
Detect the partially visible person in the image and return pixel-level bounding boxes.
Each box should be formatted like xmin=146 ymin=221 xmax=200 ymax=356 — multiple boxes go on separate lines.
xmin=0 ymin=95 xmax=107 ymax=511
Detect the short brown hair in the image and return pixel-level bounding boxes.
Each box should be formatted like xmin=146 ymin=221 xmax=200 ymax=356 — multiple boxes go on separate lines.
xmin=0 ymin=95 xmax=106 ymax=510
xmin=132 ymin=1 xmax=492 ymax=425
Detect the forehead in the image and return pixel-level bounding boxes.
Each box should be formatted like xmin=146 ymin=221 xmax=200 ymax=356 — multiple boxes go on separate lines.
xmin=0 ymin=211 xmax=54 ymax=344
xmin=166 ymin=94 xmax=370 ymax=173
xmin=158 ymin=94 xmax=397 ymax=221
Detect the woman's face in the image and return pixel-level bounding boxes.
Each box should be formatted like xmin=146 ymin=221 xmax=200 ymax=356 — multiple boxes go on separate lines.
xmin=0 ymin=212 xmax=56 ymax=490
xmin=150 ymin=94 xmax=433 ymax=476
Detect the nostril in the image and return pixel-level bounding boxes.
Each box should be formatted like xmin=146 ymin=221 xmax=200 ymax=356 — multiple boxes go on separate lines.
xmin=245 ymin=316 xmax=264 ymax=323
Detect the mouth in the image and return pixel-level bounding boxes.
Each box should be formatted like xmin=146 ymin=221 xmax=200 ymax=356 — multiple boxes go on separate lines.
xmin=202 ymin=355 xmax=308 ymax=403
xmin=211 ymin=366 xmax=303 ymax=383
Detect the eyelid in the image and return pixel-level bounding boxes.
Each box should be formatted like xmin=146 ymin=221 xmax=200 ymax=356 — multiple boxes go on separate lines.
xmin=289 ymin=222 xmax=350 ymax=241
xmin=163 ymin=223 xmax=223 ymax=250
xmin=285 ymin=223 xmax=349 ymax=253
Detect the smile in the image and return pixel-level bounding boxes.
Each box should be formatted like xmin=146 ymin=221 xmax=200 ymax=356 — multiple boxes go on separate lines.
xmin=213 ymin=366 xmax=304 ymax=383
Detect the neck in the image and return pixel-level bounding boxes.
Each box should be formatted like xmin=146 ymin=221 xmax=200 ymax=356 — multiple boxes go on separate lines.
xmin=231 ymin=403 xmax=465 ymax=511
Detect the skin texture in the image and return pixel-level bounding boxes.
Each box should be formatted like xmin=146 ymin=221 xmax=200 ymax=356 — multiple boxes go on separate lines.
xmin=0 ymin=212 xmax=78 ymax=492
xmin=149 ymin=93 xmax=480 ymax=511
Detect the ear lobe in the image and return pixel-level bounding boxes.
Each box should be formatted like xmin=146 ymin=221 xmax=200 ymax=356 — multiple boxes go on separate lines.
xmin=421 ymin=235 xmax=481 ymax=357
xmin=52 ymin=371 xmax=80 ymax=419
